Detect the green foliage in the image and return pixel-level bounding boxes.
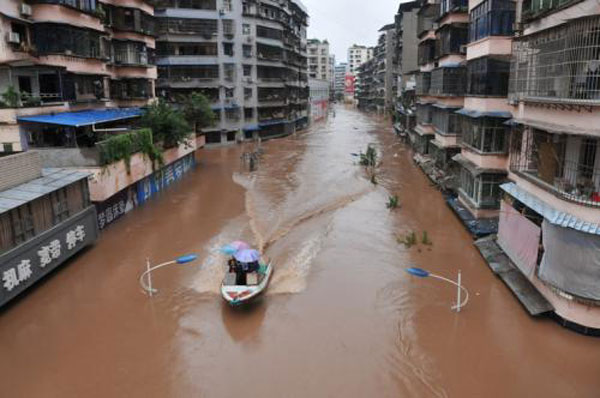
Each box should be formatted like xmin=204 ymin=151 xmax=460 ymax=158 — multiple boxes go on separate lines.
xmin=400 ymin=231 xmax=417 ymax=248
xmin=141 ymin=99 xmax=191 ymax=149
xmin=359 ymin=144 xmax=377 ymax=167
xmin=2 ymin=86 xmax=21 ymax=108
xmin=181 ymin=92 xmax=216 ymax=132
xmin=98 ymin=129 xmax=163 ymax=173
xmin=421 ymin=231 xmax=432 ymax=245
xmin=386 ymin=195 xmax=399 ymax=209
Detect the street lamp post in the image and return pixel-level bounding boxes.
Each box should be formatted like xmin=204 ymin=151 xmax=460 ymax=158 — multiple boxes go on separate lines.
xmin=139 ymin=254 xmax=198 ymax=296
xmin=405 ymin=267 xmax=469 ymax=312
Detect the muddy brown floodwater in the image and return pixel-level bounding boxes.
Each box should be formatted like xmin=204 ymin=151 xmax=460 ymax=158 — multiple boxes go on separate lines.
xmin=1 ymin=106 xmax=599 ymax=398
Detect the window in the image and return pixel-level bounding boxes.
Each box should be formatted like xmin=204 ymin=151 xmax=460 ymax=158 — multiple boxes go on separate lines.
xmin=243 ymin=24 xmax=251 ymax=35
xmin=9 ymin=205 xmax=34 ymax=245
xmin=244 ymin=88 xmax=252 ymax=100
xmin=244 ymin=107 xmax=254 ymax=119
xmin=225 ymin=88 xmax=234 ymax=98
xmin=467 ymin=57 xmax=510 ymax=96
xmin=509 ymin=16 xmax=600 ymax=103
xmin=436 ymin=24 xmax=468 ymax=57
xmin=460 ymin=116 xmax=508 ymax=153
xmin=223 ymin=42 xmax=234 ymax=56
xmin=243 ymin=45 xmax=252 ymax=58
xmin=34 ymin=23 xmax=104 ymax=59
xmin=469 ymin=0 xmax=515 ymax=42
xmin=243 ymin=64 xmax=252 ymax=77
xmin=459 ymin=170 xmax=504 ymax=208
xmin=51 ymin=188 xmax=70 ymax=224
xmin=222 ymin=0 xmax=232 ymax=12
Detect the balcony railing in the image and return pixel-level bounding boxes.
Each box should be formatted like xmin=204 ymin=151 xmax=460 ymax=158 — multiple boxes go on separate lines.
xmin=509 ymin=16 xmax=600 ymax=105
xmin=510 ymin=129 xmax=600 ymax=206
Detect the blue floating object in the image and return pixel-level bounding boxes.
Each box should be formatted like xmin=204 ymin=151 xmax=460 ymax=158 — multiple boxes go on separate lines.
xmin=405 ymin=267 xmax=430 ymax=278
xmin=220 ymin=245 xmax=238 ymax=255
xmin=176 ymin=254 xmax=198 ymax=264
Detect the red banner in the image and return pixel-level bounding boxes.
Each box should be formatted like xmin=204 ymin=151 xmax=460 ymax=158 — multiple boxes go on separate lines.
xmin=344 ymin=74 xmax=355 ymax=94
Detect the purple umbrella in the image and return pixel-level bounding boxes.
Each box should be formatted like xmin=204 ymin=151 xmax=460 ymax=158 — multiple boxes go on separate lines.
xmin=229 ymin=241 xmax=250 ymax=251
xmin=234 ymin=249 xmax=261 ymax=263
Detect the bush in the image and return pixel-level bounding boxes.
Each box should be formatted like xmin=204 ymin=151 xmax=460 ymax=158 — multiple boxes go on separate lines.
xmin=386 ymin=195 xmax=399 ymax=209
xmin=98 ymin=129 xmax=163 ymax=173
xmin=141 ymin=99 xmax=191 ymax=148
xmin=2 ymin=86 xmax=20 ymax=108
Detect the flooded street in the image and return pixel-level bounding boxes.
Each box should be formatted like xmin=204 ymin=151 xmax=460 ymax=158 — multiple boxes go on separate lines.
xmin=1 ymin=105 xmax=599 ymax=397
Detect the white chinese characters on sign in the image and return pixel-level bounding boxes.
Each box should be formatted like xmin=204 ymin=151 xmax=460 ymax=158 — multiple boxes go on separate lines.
xmin=3 ymin=260 xmax=33 ymax=292
xmin=37 ymin=239 xmax=61 ymax=268
xmin=66 ymin=225 xmax=86 ymax=250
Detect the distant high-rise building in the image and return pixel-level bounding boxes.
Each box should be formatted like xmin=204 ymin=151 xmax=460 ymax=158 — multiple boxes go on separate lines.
xmin=307 ymin=39 xmax=332 ymax=82
xmin=334 ymin=63 xmax=348 ymax=96
xmin=347 ymin=45 xmax=373 ymax=75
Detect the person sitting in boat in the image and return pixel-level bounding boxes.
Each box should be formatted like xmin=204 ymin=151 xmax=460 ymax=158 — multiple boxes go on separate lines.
xmin=228 ymin=258 xmax=237 ymax=273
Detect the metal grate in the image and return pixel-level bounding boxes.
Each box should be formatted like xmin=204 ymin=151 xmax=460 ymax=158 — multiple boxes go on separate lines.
xmin=509 ymin=16 xmax=600 ymax=104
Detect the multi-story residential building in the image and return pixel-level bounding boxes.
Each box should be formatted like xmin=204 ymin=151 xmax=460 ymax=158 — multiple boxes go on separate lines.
xmin=155 ymin=0 xmax=309 ymax=145
xmin=307 ymin=38 xmax=331 ymax=81
xmin=451 ymin=0 xmax=514 ymax=228
xmin=413 ymin=0 xmax=469 ymax=193
xmin=0 ymin=0 xmax=157 ymax=154
xmin=347 ymin=44 xmax=373 ymax=75
xmin=0 ymin=151 xmax=98 ymax=307
xmin=333 ymin=62 xmax=347 ymax=98
xmin=493 ymin=0 xmax=600 ymax=334
xmin=328 ymin=53 xmax=335 ymax=96
xmin=394 ymin=1 xmax=419 ymax=137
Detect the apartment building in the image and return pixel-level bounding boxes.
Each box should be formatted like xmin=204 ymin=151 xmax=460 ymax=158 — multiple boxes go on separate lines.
xmin=155 ymin=0 xmax=309 ymax=144
xmin=0 ymin=0 xmax=157 ymax=154
xmin=412 ymin=0 xmax=469 ymax=194
xmin=307 ymin=38 xmax=331 ymax=81
xmin=347 ymin=44 xmax=373 ymax=75
xmin=494 ymin=0 xmax=600 ymax=334
xmin=451 ymin=0 xmax=514 ymax=227
xmin=394 ymin=1 xmax=419 ymax=137
xmin=333 ymin=62 xmax=347 ymax=97
xmin=308 ymin=77 xmax=329 ymax=122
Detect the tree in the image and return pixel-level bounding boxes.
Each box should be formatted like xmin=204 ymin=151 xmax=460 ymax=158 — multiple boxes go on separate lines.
xmin=181 ymin=92 xmax=216 ymax=133
xmin=141 ymin=99 xmax=191 ymax=148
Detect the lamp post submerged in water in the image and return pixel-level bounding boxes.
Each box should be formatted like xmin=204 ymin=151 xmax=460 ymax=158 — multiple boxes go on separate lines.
xmin=405 ymin=267 xmax=469 ymax=312
xmin=140 ymin=254 xmax=198 ymax=296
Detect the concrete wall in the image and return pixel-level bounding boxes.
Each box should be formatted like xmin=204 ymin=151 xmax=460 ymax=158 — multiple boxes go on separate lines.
xmin=37 ymin=147 xmax=101 ymax=168
xmin=0 ymin=151 xmax=42 ymax=191
xmin=401 ymin=10 xmax=419 ymax=76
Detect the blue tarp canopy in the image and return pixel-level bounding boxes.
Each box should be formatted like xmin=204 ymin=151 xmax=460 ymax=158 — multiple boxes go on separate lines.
xmin=455 ymin=108 xmax=512 ymax=119
xmin=18 ymin=108 xmax=143 ymax=127
xmin=259 ymin=119 xmax=287 ymax=127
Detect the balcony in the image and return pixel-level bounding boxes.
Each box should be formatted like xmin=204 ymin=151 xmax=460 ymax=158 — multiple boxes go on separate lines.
xmin=107 ymin=6 xmax=155 ymax=36
xmin=112 ymin=45 xmax=155 ymax=66
xmin=469 ymin=0 xmax=515 ymax=42
xmin=416 ymin=72 xmax=431 ymax=95
xmin=459 ymin=115 xmax=508 ymax=154
xmin=431 ymin=106 xmax=461 ymax=136
xmin=522 ymin=0 xmax=579 ymax=22
xmin=154 ymin=0 xmax=217 ymax=10
xmin=429 ymin=66 xmax=466 ymax=96
xmin=157 ymin=65 xmax=219 ymax=87
xmin=467 ymin=57 xmax=510 ymax=97
xmin=510 ymin=128 xmax=600 ymax=206
xmin=418 ymin=39 xmax=436 ymax=66
xmin=509 ymin=16 xmax=600 ymax=105
xmin=157 ymin=18 xmax=217 ymax=37
xmin=439 ymin=0 xmax=468 ymax=17
xmin=417 ymin=3 xmax=440 ymax=37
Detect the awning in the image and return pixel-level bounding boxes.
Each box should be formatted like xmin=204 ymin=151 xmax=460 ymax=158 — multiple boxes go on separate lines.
xmin=258 ymin=119 xmax=287 ymax=127
xmin=455 ymin=108 xmax=512 ymax=119
xmin=243 ymin=125 xmax=260 ymax=132
xmin=503 ymin=117 xmax=598 ymax=137
xmin=452 ymin=154 xmax=507 ymax=176
xmin=18 ymin=108 xmax=143 ymax=127
xmin=432 ymin=103 xmax=461 ymax=110
xmin=501 ymin=182 xmax=600 ymax=235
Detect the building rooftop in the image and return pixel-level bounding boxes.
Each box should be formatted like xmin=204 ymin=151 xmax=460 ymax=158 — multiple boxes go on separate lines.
xmin=0 ymin=168 xmax=90 ymax=215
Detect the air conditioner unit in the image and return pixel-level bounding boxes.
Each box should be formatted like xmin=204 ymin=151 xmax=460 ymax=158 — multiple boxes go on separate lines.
xmin=7 ymin=32 xmax=20 ymax=44
xmin=20 ymin=3 xmax=32 ymax=17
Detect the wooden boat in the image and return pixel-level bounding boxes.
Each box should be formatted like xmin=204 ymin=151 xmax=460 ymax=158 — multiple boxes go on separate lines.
xmin=221 ymin=261 xmax=273 ymax=306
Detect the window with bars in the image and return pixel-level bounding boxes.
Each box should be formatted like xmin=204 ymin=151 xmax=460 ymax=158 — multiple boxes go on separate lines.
xmin=154 ymin=0 xmax=216 ymax=9
xmin=459 ymin=116 xmax=508 ymax=153
xmin=459 ymin=169 xmax=505 ymax=208
xmin=509 ymin=16 xmax=600 ymax=104
xmin=222 ymin=20 xmax=235 ymax=37
xmin=440 ymin=0 xmax=468 ymax=16
xmin=416 ymin=103 xmax=433 ymax=125
xmin=34 ymin=24 xmax=105 ymax=59
xmin=430 ymin=67 xmax=466 ymax=96
xmin=469 ymin=0 xmax=515 ymax=42
xmin=432 ymin=107 xmax=461 ymax=135
xmin=30 ymin=0 xmax=97 ymax=12
xmin=467 ymin=57 xmax=510 ymax=96
xmin=157 ymin=18 xmax=218 ymax=36
xmin=436 ymin=24 xmax=468 ymax=58
xmin=418 ymin=39 xmax=436 ymax=66
xmin=416 ymin=72 xmax=431 ymax=95
xmin=157 ymin=65 xmax=219 ymax=81
xmin=156 ymin=42 xmax=217 ymax=56
xmin=9 ymin=205 xmax=35 ymax=245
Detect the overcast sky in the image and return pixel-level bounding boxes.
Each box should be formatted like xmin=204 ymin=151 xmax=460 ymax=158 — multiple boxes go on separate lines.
xmin=302 ymin=0 xmax=399 ymax=64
